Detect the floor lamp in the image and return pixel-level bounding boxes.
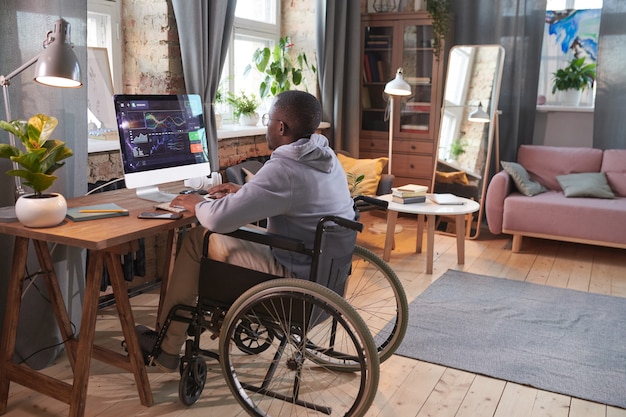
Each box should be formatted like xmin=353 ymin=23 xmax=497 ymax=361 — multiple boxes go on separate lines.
xmin=369 ymin=69 xmax=411 ymax=235
xmin=384 ymin=68 xmax=412 ymax=175
xmin=0 ymin=18 xmax=82 ymax=222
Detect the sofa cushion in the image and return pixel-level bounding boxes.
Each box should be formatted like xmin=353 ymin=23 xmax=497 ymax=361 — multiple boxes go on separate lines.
xmin=336 ymin=153 xmax=388 ymax=197
xmin=517 ymin=145 xmax=604 ymax=191
xmin=501 ymin=161 xmax=547 ymax=196
xmin=556 ymin=172 xmax=615 ymax=198
xmin=601 ymin=149 xmax=626 ymax=197
xmin=502 ymin=191 xmax=626 ymax=245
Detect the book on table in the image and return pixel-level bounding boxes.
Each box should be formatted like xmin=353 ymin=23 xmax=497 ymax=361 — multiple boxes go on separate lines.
xmin=426 ymin=193 xmax=465 ymax=205
xmin=66 ymin=203 xmax=130 ymax=222
xmin=392 ymin=195 xmax=426 ymax=204
xmin=392 ymin=184 xmax=428 ymax=198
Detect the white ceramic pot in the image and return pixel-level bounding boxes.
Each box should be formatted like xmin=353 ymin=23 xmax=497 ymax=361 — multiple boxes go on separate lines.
xmin=239 ymin=113 xmax=259 ymax=126
xmin=15 ymin=193 xmax=67 ymax=228
xmin=560 ymin=89 xmax=582 ymax=106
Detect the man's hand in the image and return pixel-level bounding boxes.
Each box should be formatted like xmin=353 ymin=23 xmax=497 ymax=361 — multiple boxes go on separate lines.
xmin=207 ymin=182 xmax=242 ymax=199
xmin=170 ymin=193 xmax=204 ymax=215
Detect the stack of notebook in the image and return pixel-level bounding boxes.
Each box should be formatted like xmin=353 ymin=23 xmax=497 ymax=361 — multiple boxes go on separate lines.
xmin=391 ymin=184 xmax=428 ymax=204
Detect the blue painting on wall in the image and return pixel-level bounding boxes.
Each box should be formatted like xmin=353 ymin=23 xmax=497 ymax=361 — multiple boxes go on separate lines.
xmin=545 ymin=9 xmax=601 ymax=63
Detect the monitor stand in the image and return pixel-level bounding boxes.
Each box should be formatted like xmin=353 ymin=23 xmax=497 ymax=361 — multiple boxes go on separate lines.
xmin=135 ymin=185 xmax=179 ymax=202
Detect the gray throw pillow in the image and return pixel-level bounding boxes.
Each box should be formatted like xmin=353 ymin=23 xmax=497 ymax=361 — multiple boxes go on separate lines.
xmin=501 ymin=161 xmax=547 ymax=196
xmin=556 ymin=172 xmax=616 ymax=198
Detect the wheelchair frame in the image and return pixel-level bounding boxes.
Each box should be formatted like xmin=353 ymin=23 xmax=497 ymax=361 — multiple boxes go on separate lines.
xmin=145 ymin=215 xmax=387 ymax=416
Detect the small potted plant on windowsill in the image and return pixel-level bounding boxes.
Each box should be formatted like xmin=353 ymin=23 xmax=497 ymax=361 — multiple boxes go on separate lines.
xmin=226 ymin=91 xmax=261 ymax=126
xmin=0 ymin=113 xmax=73 ymax=227
xmin=551 ymin=56 xmax=596 ymax=106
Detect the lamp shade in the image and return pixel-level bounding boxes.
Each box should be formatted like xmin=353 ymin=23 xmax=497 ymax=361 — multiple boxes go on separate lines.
xmin=384 ymin=68 xmax=412 ymax=96
xmin=34 ymin=19 xmax=82 ymax=88
xmin=468 ymin=102 xmax=490 ymax=123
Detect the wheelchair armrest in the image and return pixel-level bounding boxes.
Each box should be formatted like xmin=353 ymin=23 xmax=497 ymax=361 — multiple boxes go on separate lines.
xmin=222 ymin=226 xmax=307 ymax=253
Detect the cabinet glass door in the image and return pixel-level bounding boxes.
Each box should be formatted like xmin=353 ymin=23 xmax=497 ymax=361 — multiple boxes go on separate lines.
xmin=399 ymin=24 xmax=434 ymax=136
xmin=361 ymin=24 xmax=394 ymax=132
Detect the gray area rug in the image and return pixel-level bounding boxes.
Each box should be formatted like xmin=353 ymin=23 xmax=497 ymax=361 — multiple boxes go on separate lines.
xmin=394 ymin=269 xmax=626 ymax=408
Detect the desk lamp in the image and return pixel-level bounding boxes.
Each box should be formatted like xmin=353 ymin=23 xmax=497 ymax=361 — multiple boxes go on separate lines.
xmin=384 ymin=68 xmax=412 ymax=176
xmin=0 ymin=18 xmax=82 ymax=222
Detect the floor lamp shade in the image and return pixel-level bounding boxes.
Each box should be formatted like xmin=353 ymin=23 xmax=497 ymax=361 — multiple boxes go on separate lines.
xmin=384 ymin=68 xmax=411 ymax=175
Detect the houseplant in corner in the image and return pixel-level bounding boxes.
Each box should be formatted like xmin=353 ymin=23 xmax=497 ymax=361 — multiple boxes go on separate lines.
xmin=551 ymin=56 xmax=596 ymax=106
xmin=226 ymin=91 xmax=261 ymax=126
xmin=0 ymin=113 xmax=73 ymax=227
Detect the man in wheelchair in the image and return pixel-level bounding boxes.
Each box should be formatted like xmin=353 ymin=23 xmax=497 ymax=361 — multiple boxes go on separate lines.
xmin=136 ymin=90 xmax=357 ymax=373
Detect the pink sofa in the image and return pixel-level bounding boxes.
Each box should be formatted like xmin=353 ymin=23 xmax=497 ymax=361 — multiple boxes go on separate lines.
xmin=486 ymin=145 xmax=626 ymax=252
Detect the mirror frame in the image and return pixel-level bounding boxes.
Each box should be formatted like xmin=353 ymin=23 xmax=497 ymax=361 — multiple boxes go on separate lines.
xmin=431 ymin=44 xmax=505 ymax=239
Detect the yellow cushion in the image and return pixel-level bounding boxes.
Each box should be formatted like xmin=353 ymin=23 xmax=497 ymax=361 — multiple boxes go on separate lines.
xmin=336 ymin=153 xmax=388 ymax=197
xmin=435 ymin=170 xmax=469 ymax=185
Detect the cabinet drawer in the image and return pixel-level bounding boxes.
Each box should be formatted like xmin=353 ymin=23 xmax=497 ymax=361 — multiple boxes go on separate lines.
xmin=392 ymin=154 xmax=434 ymax=178
xmin=393 ymin=140 xmax=433 ymax=154
xmin=360 ymin=138 xmax=433 ymax=155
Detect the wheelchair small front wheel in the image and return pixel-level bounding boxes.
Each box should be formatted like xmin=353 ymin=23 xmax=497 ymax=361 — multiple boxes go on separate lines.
xmin=178 ymin=357 xmax=207 ymax=406
xmin=234 ymin=319 xmax=274 ymax=354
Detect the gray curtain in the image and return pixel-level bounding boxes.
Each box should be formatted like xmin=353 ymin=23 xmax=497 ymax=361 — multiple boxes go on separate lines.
xmin=450 ymin=0 xmax=547 ymax=165
xmin=315 ymin=0 xmax=361 ymax=155
xmin=594 ymin=1 xmax=626 ymax=149
xmin=0 ymin=1 xmax=88 ymax=369
xmin=171 ymin=0 xmax=238 ymax=173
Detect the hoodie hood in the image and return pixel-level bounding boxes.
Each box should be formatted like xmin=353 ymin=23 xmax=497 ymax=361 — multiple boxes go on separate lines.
xmin=271 ymin=133 xmax=335 ymax=173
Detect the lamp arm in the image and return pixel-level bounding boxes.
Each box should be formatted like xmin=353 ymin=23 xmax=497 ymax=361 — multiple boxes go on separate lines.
xmin=0 ymin=55 xmax=39 ymax=198
xmin=0 ymin=54 xmax=40 ymax=87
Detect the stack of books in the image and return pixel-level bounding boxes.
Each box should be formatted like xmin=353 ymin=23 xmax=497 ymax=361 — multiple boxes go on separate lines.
xmin=392 ymin=184 xmax=428 ymax=204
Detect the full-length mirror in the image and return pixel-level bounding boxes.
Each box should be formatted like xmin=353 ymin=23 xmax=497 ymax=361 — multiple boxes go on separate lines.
xmin=432 ymin=45 xmax=505 ymax=239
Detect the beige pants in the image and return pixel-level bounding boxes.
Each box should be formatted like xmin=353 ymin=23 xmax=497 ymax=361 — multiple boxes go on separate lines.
xmin=159 ymin=226 xmax=292 ymax=355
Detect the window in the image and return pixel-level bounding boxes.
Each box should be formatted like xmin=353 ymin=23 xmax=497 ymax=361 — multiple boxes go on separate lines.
xmin=537 ymin=0 xmax=602 ymax=107
xmin=219 ymin=0 xmax=280 ymax=122
xmin=87 ymin=0 xmax=122 ymax=130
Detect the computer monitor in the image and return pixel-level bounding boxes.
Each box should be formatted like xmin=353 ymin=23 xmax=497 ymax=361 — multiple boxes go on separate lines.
xmin=114 ymin=94 xmax=212 ymax=202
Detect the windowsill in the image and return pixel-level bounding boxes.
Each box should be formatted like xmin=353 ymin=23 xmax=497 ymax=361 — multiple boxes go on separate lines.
xmin=536 ymin=104 xmax=594 ymax=113
xmin=88 ymin=121 xmax=332 ymax=154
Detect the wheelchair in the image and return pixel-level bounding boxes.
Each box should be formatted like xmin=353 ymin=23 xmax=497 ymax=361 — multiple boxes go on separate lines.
xmin=143 ymin=214 xmax=383 ymax=416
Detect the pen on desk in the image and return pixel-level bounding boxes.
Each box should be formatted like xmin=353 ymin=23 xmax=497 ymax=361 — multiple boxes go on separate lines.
xmin=79 ymin=209 xmax=129 ymax=213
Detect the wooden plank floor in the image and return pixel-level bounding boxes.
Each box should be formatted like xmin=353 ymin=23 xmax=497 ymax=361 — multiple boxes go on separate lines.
xmin=4 ymin=211 xmax=626 ymax=417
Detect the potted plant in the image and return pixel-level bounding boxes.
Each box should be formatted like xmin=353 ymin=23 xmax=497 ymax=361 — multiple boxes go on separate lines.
xmin=426 ymin=0 xmax=451 ymax=60
xmin=450 ymin=139 xmax=466 ymax=160
xmin=551 ymin=56 xmax=596 ymax=106
xmin=0 ymin=113 xmax=73 ymax=227
xmin=226 ymin=91 xmax=260 ymax=126
xmin=244 ymin=36 xmax=316 ymax=100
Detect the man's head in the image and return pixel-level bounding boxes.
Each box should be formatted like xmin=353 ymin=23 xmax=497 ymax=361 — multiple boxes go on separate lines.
xmin=264 ymin=90 xmax=322 ymax=150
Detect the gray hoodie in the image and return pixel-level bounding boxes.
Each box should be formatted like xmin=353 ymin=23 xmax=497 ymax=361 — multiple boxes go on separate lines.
xmin=195 ymin=133 xmax=355 ymax=278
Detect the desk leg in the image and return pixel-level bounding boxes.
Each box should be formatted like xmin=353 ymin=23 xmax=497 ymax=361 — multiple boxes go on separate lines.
xmin=0 ymin=237 xmax=29 ymax=414
xmin=456 ymin=214 xmax=466 ymax=265
xmin=105 ymin=252 xmax=153 ymax=407
xmin=33 ymin=240 xmax=78 ymax=370
xmin=426 ymin=215 xmax=435 ymax=274
xmin=383 ymin=210 xmax=399 ymax=262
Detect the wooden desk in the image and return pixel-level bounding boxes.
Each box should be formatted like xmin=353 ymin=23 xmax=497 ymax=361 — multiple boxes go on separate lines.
xmin=0 ymin=188 xmax=196 ymax=417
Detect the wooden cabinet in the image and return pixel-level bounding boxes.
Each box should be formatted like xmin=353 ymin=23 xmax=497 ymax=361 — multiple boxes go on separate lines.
xmin=359 ymin=12 xmax=446 ymax=189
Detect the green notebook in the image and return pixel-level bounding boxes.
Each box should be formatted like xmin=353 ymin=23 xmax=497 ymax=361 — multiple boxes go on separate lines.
xmin=66 ymin=203 xmax=130 ymax=222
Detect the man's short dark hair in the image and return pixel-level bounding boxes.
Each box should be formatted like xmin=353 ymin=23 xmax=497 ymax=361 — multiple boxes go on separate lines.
xmin=273 ymin=90 xmax=322 ymax=138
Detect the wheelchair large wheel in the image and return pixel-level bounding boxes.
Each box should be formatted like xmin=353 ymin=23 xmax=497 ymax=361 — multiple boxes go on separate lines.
xmin=345 ymin=245 xmax=408 ymax=364
xmin=220 ymin=279 xmax=379 ymax=417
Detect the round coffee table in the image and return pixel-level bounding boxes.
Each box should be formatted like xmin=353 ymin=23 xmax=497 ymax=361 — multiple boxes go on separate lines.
xmin=377 ymin=194 xmax=480 ymax=274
